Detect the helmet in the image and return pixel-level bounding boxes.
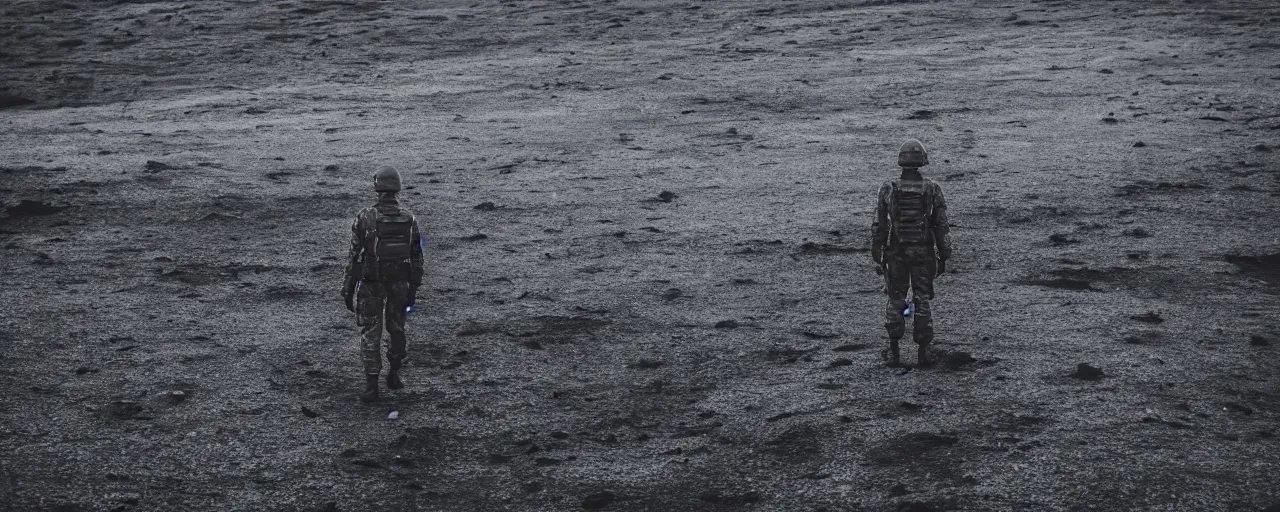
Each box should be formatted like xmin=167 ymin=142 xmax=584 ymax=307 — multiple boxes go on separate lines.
xmin=897 ymin=139 xmax=929 ymax=168
xmin=373 ymin=166 xmax=401 ymax=192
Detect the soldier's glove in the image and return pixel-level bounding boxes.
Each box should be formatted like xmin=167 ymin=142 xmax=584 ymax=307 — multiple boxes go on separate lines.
xmin=936 ymin=259 xmax=947 ymax=277
xmin=343 ymin=290 xmax=355 ymax=312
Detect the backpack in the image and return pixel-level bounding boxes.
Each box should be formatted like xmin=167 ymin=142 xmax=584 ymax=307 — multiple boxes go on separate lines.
xmin=364 ymin=208 xmax=415 ymax=282
xmin=889 ymin=179 xmax=933 ymax=246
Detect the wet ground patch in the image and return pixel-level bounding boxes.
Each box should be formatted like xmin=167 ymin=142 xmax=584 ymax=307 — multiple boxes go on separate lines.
xmin=1224 ymin=252 xmax=1280 ymax=291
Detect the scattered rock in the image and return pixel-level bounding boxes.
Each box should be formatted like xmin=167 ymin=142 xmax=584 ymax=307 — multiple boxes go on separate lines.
xmin=889 ymin=483 xmax=910 ymax=496
xmin=7 ymin=200 xmax=70 ymax=218
xmin=656 ymin=190 xmax=678 ymax=202
xmin=765 ymin=411 xmax=794 ymax=422
xmin=905 ymin=110 xmax=935 ymax=120
xmin=1028 ymin=278 xmax=1094 ymax=291
xmin=1133 ymin=141 xmax=1146 ymax=147
xmin=1099 ymin=68 xmax=1114 ymax=74
xmin=1223 ymin=402 xmax=1253 ymax=415
xmin=168 ymin=390 xmax=187 ymax=403
xmin=1129 ymin=311 xmax=1163 ymax=324
xmin=550 ymin=431 xmax=570 ymax=439
xmin=522 ymin=480 xmax=544 ymax=493
xmin=461 ymin=233 xmax=488 ymax=241
xmin=488 ymin=453 xmax=513 ymax=464
xmin=832 ymin=343 xmax=868 ymax=352
xmin=1101 ymin=116 xmax=1119 ymax=124
xmin=628 ymin=359 xmax=663 ymax=369
xmin=1123 ymin=227 xmax=1151 ymax=238
xmin=1251 ymin=335 xmax=1271 ymax=346
xmin=105 ymin=401 xmax=144 ymax=420
xmin=581 ymin=491 xmax=616 ymax=510
xmin=473 ymin=201 xmax=497 ymax=211
xmin=75 ymin=366 xmax=98 ymax=375
xmin=301 ymin=406 xmax=321 ymax=418
xmin=522 ymin=340 xmax=544 ymax=350
xmin=339 ymin=448 xmax=361 ymax=458
xmin=661 ymin=288 xmax=682 ymax=300
xmin=1141 ymin=416 xmax=1190 ymax=429
xmin=1070 ymin=363 xmax=1105 ymax=380
xmin=714 ymin=319 xmax=739 ymax=329
xmin=828 ymin=358 xmax=853 ymax=368
xmin=144 ymin=160 xmax=174 ymax=171
xmin=1048 ymin=233 xmax=1078 ymax=245
xmin=1123 ymin=331 xmax=1161 ymax=344
xmin=1254 ymin=143 xmax=1272 ymax=152
xmin=897 ymin=502 xmax=937 ymax=512
xmin=899 ymin=401 xmax=922 ymax=411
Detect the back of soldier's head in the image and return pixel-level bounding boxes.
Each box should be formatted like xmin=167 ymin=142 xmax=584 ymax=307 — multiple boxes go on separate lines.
xmin=373 ymin=166 xmax=401 ymax=193
xmin=897 ymin=139 xmax=929 ymax=168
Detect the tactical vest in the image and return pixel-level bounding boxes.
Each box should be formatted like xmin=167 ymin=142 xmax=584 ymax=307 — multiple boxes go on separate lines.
xmin=890 ymin=179 xmax=932 ymax=246
xmin=363 ymin=209 xmax=415 ymax=282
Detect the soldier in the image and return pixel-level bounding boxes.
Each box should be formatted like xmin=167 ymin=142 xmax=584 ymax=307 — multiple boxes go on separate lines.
xmin=871 ymin=139 xmax=952 ymax=367
xmin=342 ymin=166 xmax=425 ymax=402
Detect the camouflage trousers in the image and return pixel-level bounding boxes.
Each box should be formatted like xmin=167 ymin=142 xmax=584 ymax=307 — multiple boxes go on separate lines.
xmin=356 ymin=281 xmax=411 ymax=375
xmin=883 ymin=249 xmax=937 ymax=346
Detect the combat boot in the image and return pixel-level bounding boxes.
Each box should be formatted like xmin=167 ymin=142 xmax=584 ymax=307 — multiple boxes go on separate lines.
xmin=917 ymin=344 xmax=933 ymax=367
xmin=885 ymin=338 xmax=901 ymax=367
xmin=360 ymin=374 xmax=379 ymax=403
xmin=386 ymin=360 xmax=404 ymax=390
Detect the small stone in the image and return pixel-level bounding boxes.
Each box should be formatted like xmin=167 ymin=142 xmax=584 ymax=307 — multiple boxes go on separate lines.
xmin=1071 ymin=363 xmax=1105 ymax=380
xmin=889 ymin=483 xmax=910 ymax=496
xmin=301 ymin=406 xmax=321 ymax=418
xmin=582 ymin=491 xmax=617 ymax=510
xmin=1133 ymin=141 xmax=1146 ymax=147
xmin=1129 ymin=311 xmax=1163 ymax=324
xmin=1250 ymin=335 xmax=1271 ymax=346
xmin=144 ymin=160 xmax=174 ymax=171
xmin=657 ymin=190 xmax=678 ymax=202
xmin=473 ymin=201 xmax=497 ymax=211
xmin=168 ymin=390 xmax=186 ymax=402
xmin=828 ymin=358 xmax=853 ymax=368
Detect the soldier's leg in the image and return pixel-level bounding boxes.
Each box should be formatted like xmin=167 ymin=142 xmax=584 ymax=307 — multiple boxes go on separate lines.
xmin=384 ymin=282 xmax=410 ymax=390
xmin=883 ymin=259 xmax=910 ymax=365
xmin=357 ymin=282 xmax=387 ymax=376
xmin=910 ymin=259 xmax=937 ymax=364
xmin=356 ymin=282 xmax=387 ymax=402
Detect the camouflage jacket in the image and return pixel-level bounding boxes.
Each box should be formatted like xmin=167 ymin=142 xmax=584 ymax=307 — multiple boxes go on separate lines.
xmin=342 ymin=196 xmax=424 ymax=294
xmin=871 ymin=175 xmax=952 ymax=261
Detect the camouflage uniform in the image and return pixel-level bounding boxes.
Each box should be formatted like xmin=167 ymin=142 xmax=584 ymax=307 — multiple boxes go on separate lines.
xmin=871 ymin=140 xmax=952 ymax=364
xmin=343 ymin=167 xmax=424 ymax=400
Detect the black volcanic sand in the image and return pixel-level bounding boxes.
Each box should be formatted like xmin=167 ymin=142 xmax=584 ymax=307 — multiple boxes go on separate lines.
xmin=2 ymin=1 xmax=1279 ymax=511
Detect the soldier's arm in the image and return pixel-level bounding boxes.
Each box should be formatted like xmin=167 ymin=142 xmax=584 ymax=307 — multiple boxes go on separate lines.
xmin=342 ymin=214 xmax=364 ymax=296
xmin=870 ymin=183 xmax=891 ymax=263
xmin=409 ymin=218 xmax=424 ymax=289
xmin=930 ymin=183 xmax=952 ymax=261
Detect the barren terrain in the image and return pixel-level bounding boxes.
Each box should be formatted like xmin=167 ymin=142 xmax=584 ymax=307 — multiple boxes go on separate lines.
xmin=2 ymin=0 xmax=1279 ymax=511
